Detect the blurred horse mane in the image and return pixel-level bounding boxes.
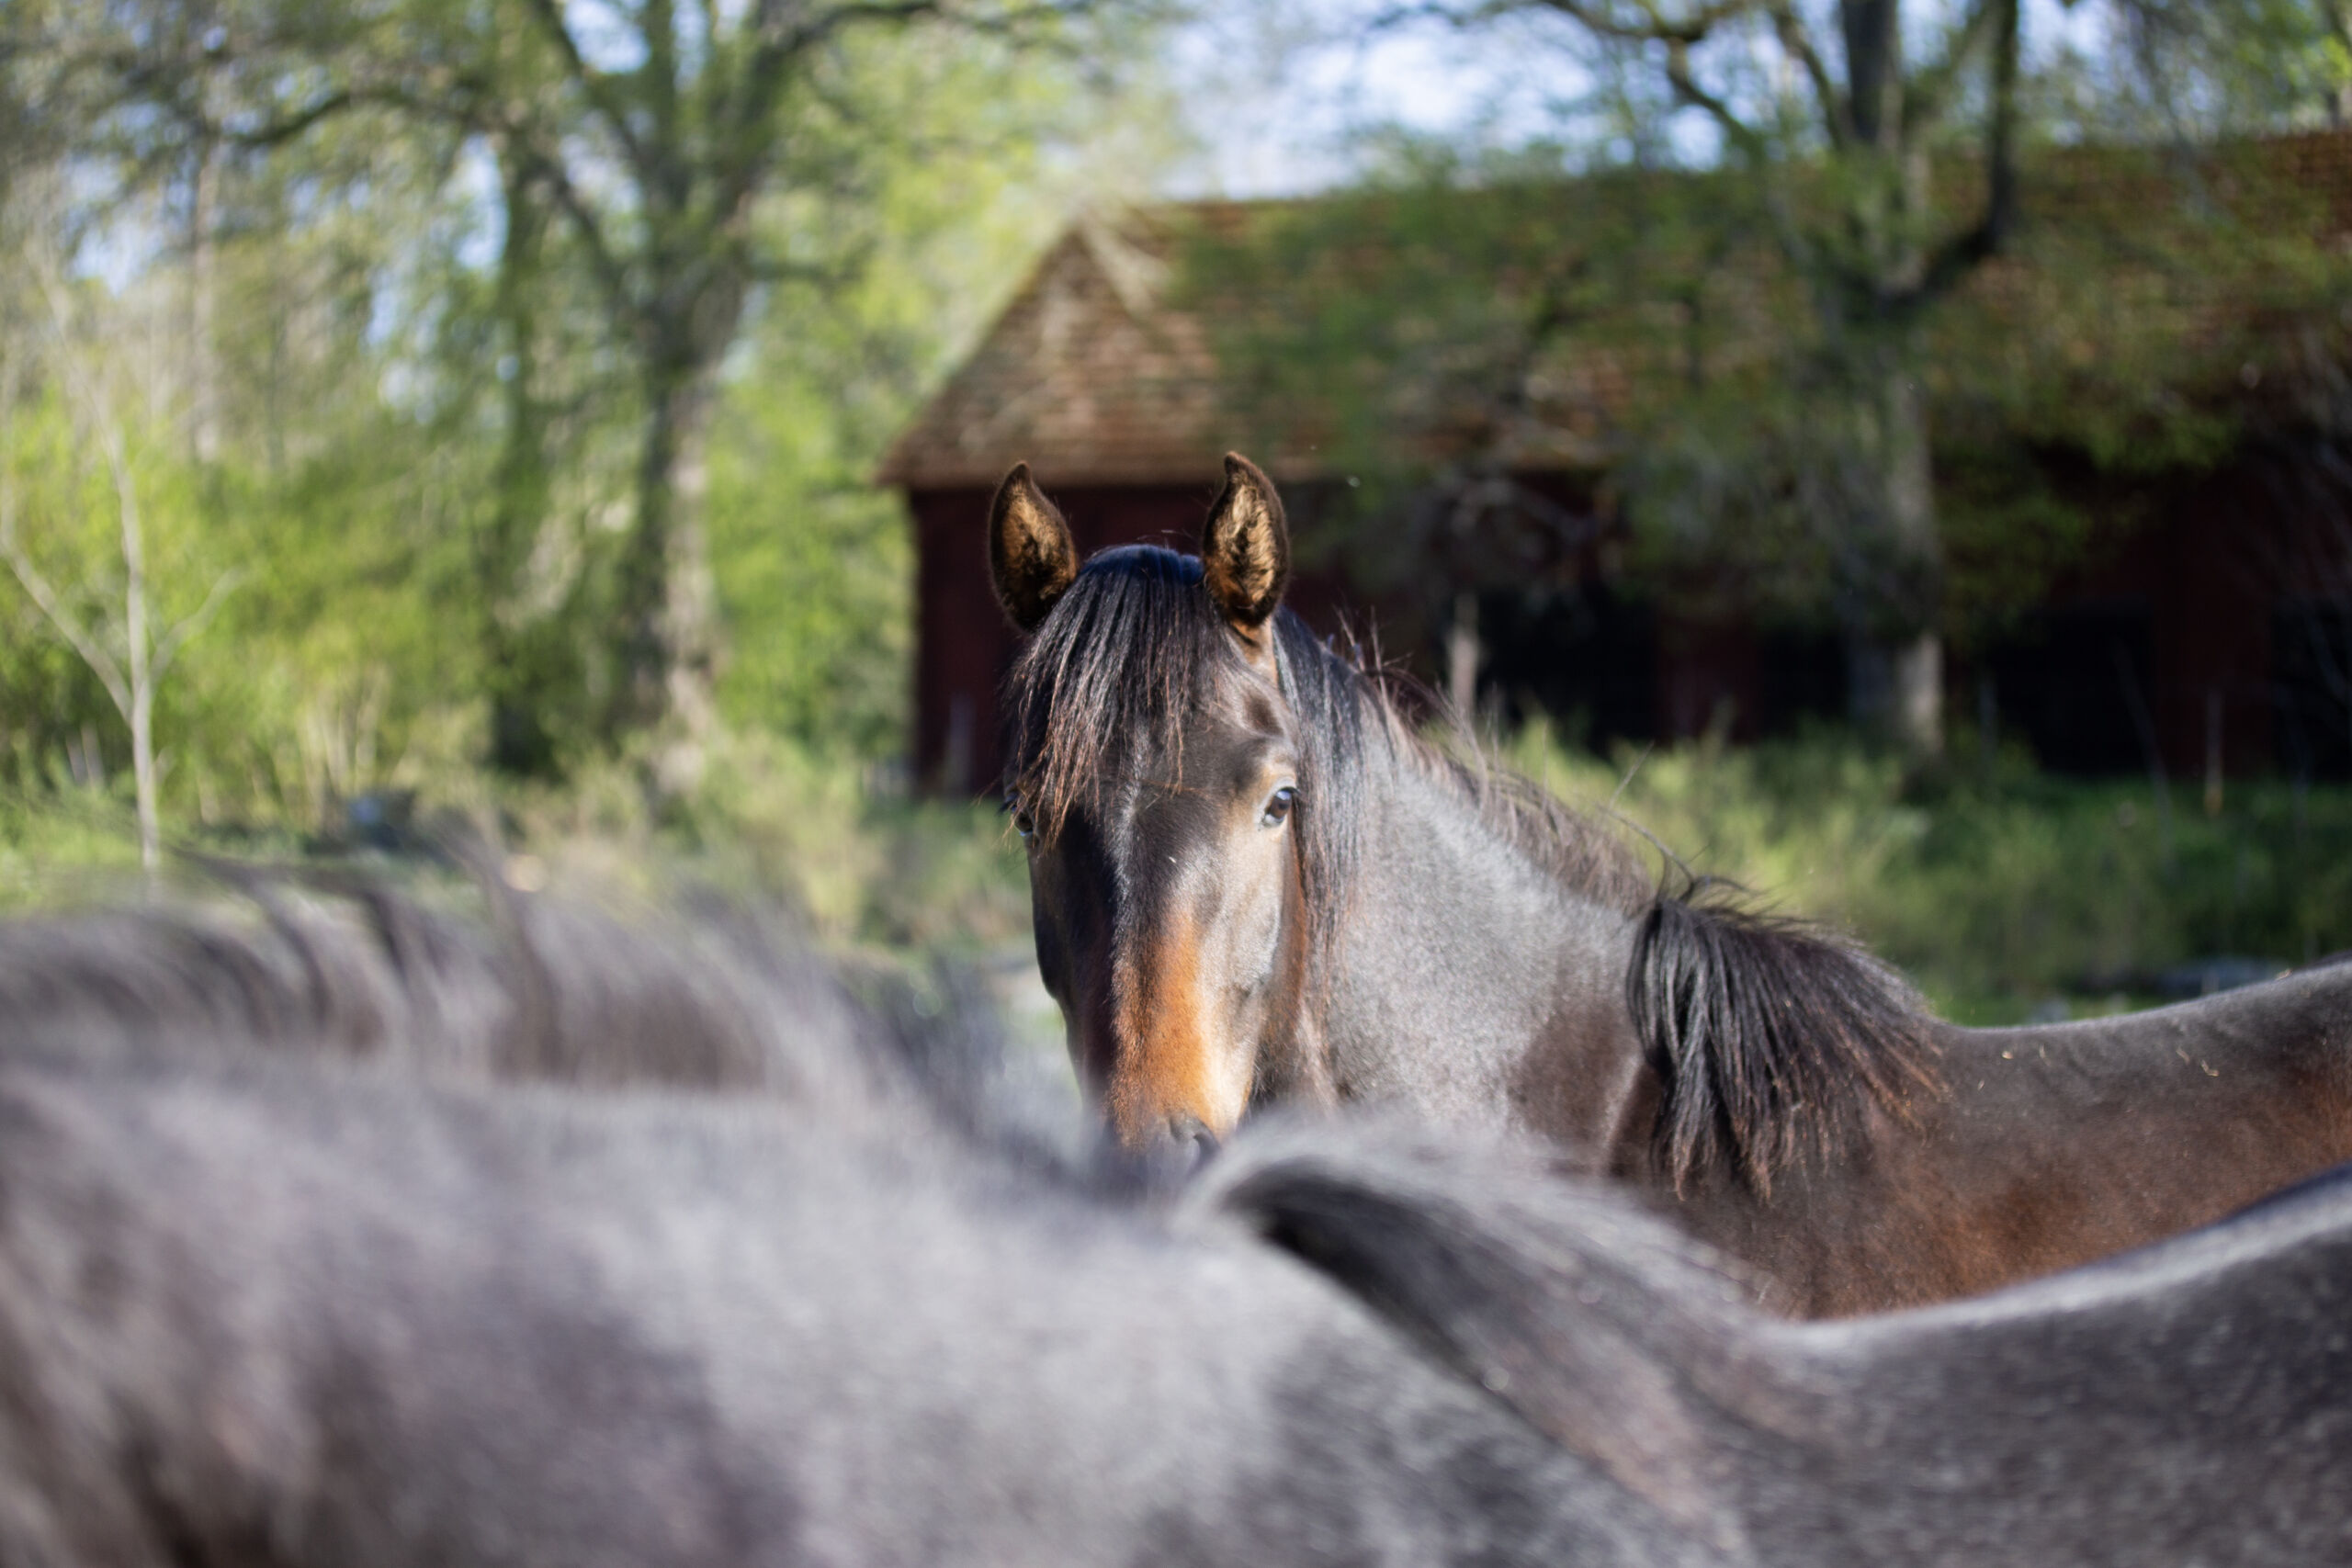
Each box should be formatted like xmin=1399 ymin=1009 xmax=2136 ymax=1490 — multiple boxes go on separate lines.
xmin=0 ymin=874 xmax=2346 ymax=1564
xmin=0 ymin=868 xmax=1073 ymax=1168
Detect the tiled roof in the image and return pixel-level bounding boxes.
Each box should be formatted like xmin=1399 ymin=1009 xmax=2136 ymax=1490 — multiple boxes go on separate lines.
xmin=876 ymin=209 xmax=1258 ymax=489
xmin=879 ymin=131 xmax=2352 ymax=492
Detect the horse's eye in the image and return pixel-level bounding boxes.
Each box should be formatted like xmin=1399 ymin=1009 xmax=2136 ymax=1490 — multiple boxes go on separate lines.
xmin=1005 ymin=796 xmax=1036 ymax=842
xmin=1260 ymin=785 xmax=1296 ymax=829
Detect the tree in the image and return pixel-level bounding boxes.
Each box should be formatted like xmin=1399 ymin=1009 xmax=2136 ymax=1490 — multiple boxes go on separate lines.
xmin=38 ymin=0 xmax=1119 ymax=789
xmin=1193 ymin=0 xmax=2352 ymax=751
xmin=1325 ymin=0 xmax=2043 ymax=751
xmin=0 ymin=253 xmax=238 ymax=876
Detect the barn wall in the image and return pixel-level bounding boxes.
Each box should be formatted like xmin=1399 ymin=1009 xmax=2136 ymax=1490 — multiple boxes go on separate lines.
xmin=1984 ymin=458 xmax=2346 ymax=779
xmin=911 ymin=453 xmax=2351 ymax=789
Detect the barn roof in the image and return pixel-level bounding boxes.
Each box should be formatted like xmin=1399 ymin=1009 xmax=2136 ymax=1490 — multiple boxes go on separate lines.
xmin=878 ymin=131 xmax=2352 ymax=493
xmin=875 ymin=208 xmax=1256 ymax=490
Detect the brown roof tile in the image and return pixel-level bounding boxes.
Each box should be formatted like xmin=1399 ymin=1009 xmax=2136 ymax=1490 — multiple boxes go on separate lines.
xmin=880 ymin=131 xmax=2352 ymax=492
xmin=876 ymin=210 xmax=1255 ymax=489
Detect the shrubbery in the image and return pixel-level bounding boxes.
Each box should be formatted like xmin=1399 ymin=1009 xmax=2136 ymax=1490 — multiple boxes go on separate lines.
xmin=15 ymin=720 xmax=2352 ymax=1030
xmin=1510 ymin=723 xmax=2352 ymax=1021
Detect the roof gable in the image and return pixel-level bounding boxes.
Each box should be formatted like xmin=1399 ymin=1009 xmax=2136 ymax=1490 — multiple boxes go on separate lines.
xmin=876 ymin=212 xmax=1248 ymax=489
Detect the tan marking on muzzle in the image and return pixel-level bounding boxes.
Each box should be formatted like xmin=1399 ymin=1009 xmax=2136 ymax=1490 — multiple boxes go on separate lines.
xmin=1104 ymin=910 xmax=1239 ymax=1148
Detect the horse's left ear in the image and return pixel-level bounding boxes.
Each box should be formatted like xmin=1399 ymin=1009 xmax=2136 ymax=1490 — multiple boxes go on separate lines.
xmin=988 ymin=462 xmax=1079 ymax=632
xmin=1202 ymin=453 xmax=1290 ymax=636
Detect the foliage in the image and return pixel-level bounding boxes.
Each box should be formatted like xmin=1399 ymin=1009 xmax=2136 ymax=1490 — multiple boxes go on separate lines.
xmin=1181 ymin=2 xmax=2352 ymax=751
xmin=1185 ymin=126 xmax=2352 ymax=644
xmin=2079 ymin=1 xmax=2352 ymax=134
xmin=1510 ymin=723 xmax=2352 ymax=1021
xmin=706 ymin=26 xmax=1107 ymax=762
xmin=18 ymin=711 xmax=2352 ymax=1044
xmin=0 ymin=0 xmax=1165 ymax=852
xmin=5 ymin=0 xmax=1159 ymax=783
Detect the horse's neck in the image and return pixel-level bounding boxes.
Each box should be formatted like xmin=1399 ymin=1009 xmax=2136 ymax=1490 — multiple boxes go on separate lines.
xmin=1322 ymin=756 xmax=1646 ymax=1152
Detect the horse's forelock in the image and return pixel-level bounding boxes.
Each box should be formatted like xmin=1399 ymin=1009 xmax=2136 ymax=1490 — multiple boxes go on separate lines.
xmin=1271 ymin=610 xmax=1368 ymax=1027
xmin=1003 ymin=547 xmax=1232 ymax=841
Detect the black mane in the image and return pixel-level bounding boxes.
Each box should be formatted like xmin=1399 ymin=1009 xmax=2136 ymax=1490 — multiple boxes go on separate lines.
xmin=1630 ymin=887 xmax=1940 ymax=1194
xmin=0 ymin=876 xmax=1075 ymax=1169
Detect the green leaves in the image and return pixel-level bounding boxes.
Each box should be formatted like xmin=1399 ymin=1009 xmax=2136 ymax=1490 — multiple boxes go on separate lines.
xmin=0 ymin=0 xmax=1148 ymax=842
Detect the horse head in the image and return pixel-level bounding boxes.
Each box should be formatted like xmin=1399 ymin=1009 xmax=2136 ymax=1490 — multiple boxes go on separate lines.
xmin=989 ymin=455 xmax=1329 ymax=1167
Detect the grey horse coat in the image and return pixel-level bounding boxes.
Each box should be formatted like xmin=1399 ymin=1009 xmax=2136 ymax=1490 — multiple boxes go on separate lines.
xmin=0 ymin=894 xmax=2346 ymax=1566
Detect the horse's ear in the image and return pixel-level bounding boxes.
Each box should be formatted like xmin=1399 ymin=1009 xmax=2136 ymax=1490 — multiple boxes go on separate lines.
xmin=1201 ymin=453 xmax=1290 ymax=636
xmin=988 ymin=462 xmax=1078 ymax=632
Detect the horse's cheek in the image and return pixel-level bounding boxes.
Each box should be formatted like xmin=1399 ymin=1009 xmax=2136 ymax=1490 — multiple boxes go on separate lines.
xmin=1206 ymin=840 xmax=1294 ymax=1100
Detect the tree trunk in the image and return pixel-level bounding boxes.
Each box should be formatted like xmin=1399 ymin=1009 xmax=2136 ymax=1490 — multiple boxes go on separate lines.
xmin=482 ymin=164 xmax=560 ymax=778
xmin=1841 ymin=0 xmax=1902 ymax=147
xmin=1836 ymin=342 xmax=1943 ymax=751
xmin=1447 ymin=591 xmax=1479 ymax=725
xmin=613 ymin=346 xmax=724 ymax=791
xmin=2328 ymin=1 xmax=2352 ymax=124
xmin=130 ymin=674 xmax=158 ymax=879
xmin=1833 ymin=24 xmax=1946 ymax=755
xmin=117 ymin=451 xmax=159 ymax=878
xmin=1892 ymin=631 xmax=1941 ymax=753
xmin=187 ymin=133 xmax=220 ymax=468
xmin=1878 ymin=345 xmax=1943 ymax=753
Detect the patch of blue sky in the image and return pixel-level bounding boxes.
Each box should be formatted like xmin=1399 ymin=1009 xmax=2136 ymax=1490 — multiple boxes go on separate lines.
xmin=1167 ymin=0 xmax=2122 ymax=199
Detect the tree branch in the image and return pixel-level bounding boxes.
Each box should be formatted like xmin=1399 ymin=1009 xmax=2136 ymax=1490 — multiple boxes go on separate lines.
xmin=503 ymin=132 xmax=639 ymax=328
xmin=721 ymin=0 xmax=950 ymax=220
xmin=152 ymin=567 xmax=244 ymax=682
xmin=0 ymin=527 xmax=132 ymax=722
xmin=516 ymin=0 xmax=651 ymax=176
xmin=0 ymin=299 xmax=126 ymax=715
xmin=1904 ymin=0 xmax=2010 ymax=137
xmin=1662 ymin=37 xmax=1767 ymax=160
xmin=1765 ymin=1 xmax=1848 ymax=146
xmin=1525 ymin=0 xmax=1764 ymax=47
xmin=220 ymin=89 xmax=356 ymax=148
xmin=1904 ymin=0 xmax=2018 ymax=312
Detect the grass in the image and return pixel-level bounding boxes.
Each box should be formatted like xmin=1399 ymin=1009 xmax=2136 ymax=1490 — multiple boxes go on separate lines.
xmin=9 ymin=723 xmax=2352 ymax=1030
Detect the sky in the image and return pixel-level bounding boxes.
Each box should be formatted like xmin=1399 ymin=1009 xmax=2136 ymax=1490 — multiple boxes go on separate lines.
xmin=1162 ymin=3 xmax=1577 ymax=197
xmin=1165 ymin=1 xmax=2120 ymax=199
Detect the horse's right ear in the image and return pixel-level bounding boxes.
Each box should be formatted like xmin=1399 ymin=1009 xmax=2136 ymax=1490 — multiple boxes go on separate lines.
xmin=988 ymin=462 xmax=1078 ymax=633
xmin=1201 ymin=452 xmax=1290 ymax=636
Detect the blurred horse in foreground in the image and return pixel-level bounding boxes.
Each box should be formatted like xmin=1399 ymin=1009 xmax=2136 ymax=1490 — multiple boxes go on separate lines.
xmin=0 ymin=887 xmax=2347 ymax=1565
xmin=989 ymin=452 xmax=2352 ymax=1314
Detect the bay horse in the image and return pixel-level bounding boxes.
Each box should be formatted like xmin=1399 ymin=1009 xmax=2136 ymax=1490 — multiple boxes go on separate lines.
xmin=989 ymin=452 xmax=2352 ymax=1315
xmin=4 ymin=895 xmax=2352 ymax=1567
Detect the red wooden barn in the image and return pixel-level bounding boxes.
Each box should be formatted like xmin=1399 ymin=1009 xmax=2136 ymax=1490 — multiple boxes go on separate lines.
xmin=879 ymin=138 xmax=2352 ymax=795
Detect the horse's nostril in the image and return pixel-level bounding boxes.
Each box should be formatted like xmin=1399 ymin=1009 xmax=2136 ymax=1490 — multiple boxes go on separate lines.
xmin=1168 ymin=1111 xmax=1220 ymax=1166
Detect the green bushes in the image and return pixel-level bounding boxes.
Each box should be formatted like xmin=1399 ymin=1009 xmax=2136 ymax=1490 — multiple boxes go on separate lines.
xmin=13 ymin=718 xmax=2352 ymax=1028
xmin=1510 ymin=724 xmax=2352 ymax=1021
